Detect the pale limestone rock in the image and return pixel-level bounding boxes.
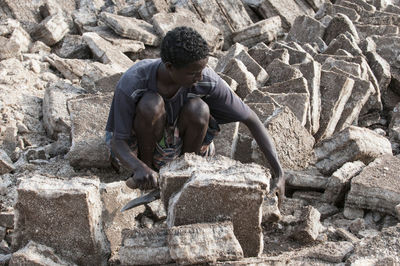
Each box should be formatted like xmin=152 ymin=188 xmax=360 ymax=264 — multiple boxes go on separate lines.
xmin=32 ymin=13 xmax=69 ymax=46
xmin=10 ymin=241 xmax=76 ymax=266
xmin=0 ymin=149 xmax=15 ymax=175
xmin=315 ymin=126 xmax=392 ymax=175
xmin=308 ymin=241 xmax=354 ymax=263
xmin=13 ymin=175 xmax=109 ymax=266
xmin=168 ymin=222 xmax=243 ymax=264
xmin=286 ymin=15 xmax=325 ymax=44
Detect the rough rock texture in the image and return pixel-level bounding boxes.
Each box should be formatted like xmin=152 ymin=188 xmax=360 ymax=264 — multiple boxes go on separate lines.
xmin=31 ymin=13 xmax=69 ymax=46
xmin=286 ymin=15 xmax=325 ymax=44
xmin=168 ymin=222 xmax=243 ymax=265
xmin=119 ymin=228 xmax=173 ymax=266
xmin=213 ymin=122 xmax=239 ymax=158
xmin=346 ymin=155 xmax=400 ymax=216
xmin=290 ymin=206 xmax=322 ymax=243
xmin=100 ymin=182 xmax=145 ymax=259
xmin=315 ymin=126 xmax=393 ymax=175
xmin=13 ymin=175 xmax=109 ymax=266
xmin=252 ymin=106 xmax=315 ymax=171
xmin=0 ymin=19 xmax=32 ymax=60
xmin=308 ymin=241 xmax=354 ymax=263
xmin=65 ymin=93 xmax=113 ymax=169
xmin=285 ymin=168 xmax=328 ymax=191
xmin=265 ymin=59 xmax=303 ymax=85
xmin=9 ymin=241 xmax=76 ymax=266
xmin=167 ymin=161 xmax=269 ymax=257
xmin=42 ymin=81 xmax=85 ymax=139
xmin=100 ymin=12 xmax=159 ymax=46
xmin=0 ymin=149 xmax=15 ymax=175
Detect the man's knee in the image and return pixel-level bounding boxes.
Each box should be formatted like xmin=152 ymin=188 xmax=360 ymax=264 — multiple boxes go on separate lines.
xmin=136 ymin=91 xmax=165 ymax=120
xmin=182 ymin=98 xmax=210 ymax=125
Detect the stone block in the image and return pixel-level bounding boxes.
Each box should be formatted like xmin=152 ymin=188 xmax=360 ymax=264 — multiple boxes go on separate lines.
xmin=308 ymin=241 xmax=354 ymax=263
xmin=314 ymin=70 xmax=354 ymax=141
xmin=268 ymin=92 xmax=310 ymax=127
xmin=365 ymin=51 xmax=391 ymax=94
xmin=252 ymin=106 xmax=315 ymax=171
xmin=100 ymin=181 xmax=145 ymax=258
xmin=221 ymin=58 xmax=257 ymax=99
xmin=346 ymin=155 xmax=400 ymax=216
xmin=346 ymin=224 xmax=400 ymax=264
xmin=0 ymin=149 xmax=14 ymax=175
xmin=0 ymin=19 xmax=32 ymax=60
xmin=322 ymin=57 xmax=362 ymax=78
xmin=272 ymin=42 xmax=313 ymax=65
xmin=213 ymin=122 xmax=239 ymax=158
xmin=42 ymin=81 xmax=85 ymax=139
xmin=119 ymin=227 xmax=173 ymax=265
xmin=65 ymin=93 xmax=113 ymax=169
xmin=167 ymin=162 xmax=269 ymax=257
xmin=137 ymin=0 xmax=170 ymax=23
xmin=168 ymin=222 xmax=243 ymax=264
xmin=54 ymin=34 xmax=91 ymax=59
xmin=232 ymin=16 xmax=283 ymax=47
xmin=159 ymin=154 xmax=239 ymax=210
xmin=32 ymin=13 xmax=69 ymax=46
xmin=315 ymin=2 xmax=360 ymax=22
xmin=324 ymin=13 xmax=359 ymax=46
xmin=396 ymin=204 xmax=400 ymax=220
xmin=323 ymin=33 xmax=363 ymax=57
xmin=235 ymin=50 xmax=269 ymax=86
xmin=265 ymin=59 xmax=303 ymax=85
xmin=249 ymin=0 xmax=315 ymax=30
xmin=147 ymin=199 xmax=167 ymax=221
xmin=218 ymin=73 xmax=238 ymax=91
xmin=0 ymin=210 xmax=14 ymax=229
xmin=82 ymin=32 xmax=134 ymax=72
xmin=285 ymin=15 xmax=325 ymax=44
xmin=10 ymin=241 xmax=75 ymax=266
xmin=0 ymin=0 xmax=43 ymax=34
xmin=215 ymin=43 xmax=247 ymax=73
xmin=99 ymin=12 xmax=159 ymax=46
xmin=285 ymin=168 xmax=328 ymax=191
xmin=343 ymin=207 xmax=364 ymax=220
xmin=371 ymin=35 xmax=400 ymax=69
xmin=315 ymin=126 xmax=392 ymax=175
xmin=152 ymin=8 xmax=223 ymax=52
xmin=323 ymin=161 xmax=365 ymax=205
xmin=290 ymin=206 xmax=321 ymax=243
xmin=13 ymin=175 xmax=109 ymax=266
xmin=233 ymin=133 xmax=254 ymax=164
xmin=356 ymin=24 xmax=399 ymax=39
xmin=294 ymin=60 xmax=322 ymax=135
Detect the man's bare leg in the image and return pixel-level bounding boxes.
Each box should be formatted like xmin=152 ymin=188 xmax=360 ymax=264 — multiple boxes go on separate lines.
xmin=134 ymin=91 xmax=166 ymax=169
xmin=178 ymin=97 xmax=210 ymax=154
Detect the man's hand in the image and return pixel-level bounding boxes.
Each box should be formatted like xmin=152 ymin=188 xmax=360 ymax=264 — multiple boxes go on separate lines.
xmin=270 ymin=175 xmax=285 ymax=210
xmin=126 ymin=165 xmax=159 ymax=190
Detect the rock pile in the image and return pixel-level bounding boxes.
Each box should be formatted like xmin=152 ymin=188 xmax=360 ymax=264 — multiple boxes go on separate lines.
xmin=1 ymin=0 xmax=400 ymax=265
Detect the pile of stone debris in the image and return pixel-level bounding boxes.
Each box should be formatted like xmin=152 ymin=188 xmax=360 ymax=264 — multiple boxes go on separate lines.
xmin=1 ymin=0 xmax=400 ymax=265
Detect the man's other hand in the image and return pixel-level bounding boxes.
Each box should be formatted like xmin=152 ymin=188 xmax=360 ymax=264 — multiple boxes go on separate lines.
xmin=126 ymin=166 xmax=159 ymax=190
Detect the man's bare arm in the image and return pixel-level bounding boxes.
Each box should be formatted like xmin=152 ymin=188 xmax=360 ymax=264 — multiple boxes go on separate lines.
xmin=111 ymin=137 xmax=158 ymax=190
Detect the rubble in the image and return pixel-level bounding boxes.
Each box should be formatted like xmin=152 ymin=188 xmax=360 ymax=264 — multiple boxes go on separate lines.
xmin=13 ymin=175 xmax=109 ymax=266
xmin=345 ymin=155 xmax=400 ymax=216
xmin=1 ymin=0 xmax=400 ymax=263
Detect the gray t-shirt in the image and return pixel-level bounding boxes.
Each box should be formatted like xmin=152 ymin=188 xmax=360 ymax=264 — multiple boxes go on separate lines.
xmin=106 ymin=58 xmax=252 ymax=140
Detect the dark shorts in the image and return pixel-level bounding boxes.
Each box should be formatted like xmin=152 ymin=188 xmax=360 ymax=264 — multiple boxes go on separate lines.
xmin=106 ymin=117 xmax=220 ymax=171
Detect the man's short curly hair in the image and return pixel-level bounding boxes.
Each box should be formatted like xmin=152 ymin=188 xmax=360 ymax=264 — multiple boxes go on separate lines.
xmin=160 ymin=26 xmax=209 ymax=68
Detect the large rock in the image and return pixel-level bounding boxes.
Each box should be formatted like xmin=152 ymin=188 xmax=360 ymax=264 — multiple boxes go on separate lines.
xmin=314 ymin=70 xmax=354 ymax=141
xmin=100 ymin=181 xmax=146 ymax=260
xmin=65 ymin=93 xmax=113 ymax=169
xmin=166 ymin=157 xmax=269 ymax=257
xmin=82 ymin=32 xmax=134 ymax=72
xmin=0 ymin=0 xmax=43 ymax=33
xmin=345 ymin=155 xmax=400 ymax=216
xmin=285 ymin=168 xmax=328 ymax=191
xmin=346 ymin=224 xmax=400 ymax=264
xmin=31 ymin=13 xmax=69 ymax=46
xmin=271 ymin=42 xmax=313 ymax=65
xmin=0 ymin=19 xmax=32 ymax=60
xmin=232 ymin=16 xmax=283 ymax=47
xmin=252 ymin=106 xmax=315 ymax=171
xmin=314 ymin=126 xmax=393 ymax=175
xmin=289 ymin=206 xmax=322 ymax=243
xmin=10 ymin=241 xmax=75 ymax=266
xmin=0 ymin=149 xmax=15 ymax=175
xmin=213 ymin=122 xmax=239 ymax=158
xmin=152 ymin=8 xmax=223 ymax=52
xmin=308 ymin=241 xmax=354 ymax=263
xmin=389 ymin=103 xmax=400 ymax=143
xmin=323 ymin=161 xmax=365 ymax=205
xmin=13 ymin=175 xmax=109 ymax=266
xmin=168 ymin=222 xmax=243 ymax=264
xmin=99 ymin=12 xmax=160 ymax=46
xmin=323 ymin=13 xmax=360 ymax=45
xmin=323 ymin=33 xmax=363 ymax=57
xmin=265 ymin=59 xmax=303 ymax=85
xmin=119 ymin=227 xmax=173 ymax=266
xmin=285 ymin=15 xmax=325 ymax=44
xmin=42 ymin=81 xmax=85 ymax=139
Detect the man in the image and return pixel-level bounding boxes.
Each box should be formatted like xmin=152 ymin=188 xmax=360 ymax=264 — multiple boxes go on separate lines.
xmin=106 ymin=26 xmax=285 ymax=203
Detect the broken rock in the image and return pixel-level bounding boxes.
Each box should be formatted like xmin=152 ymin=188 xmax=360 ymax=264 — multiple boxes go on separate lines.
xmin=13 ymin=175 xmax=109 ymax=266
xmin=308 ymin=241 xmax=354 ymax=263
xmin=168 ymin=222 xmax=243 ymax=265
xmin=10 ymin=241 xmax=75 ymax=266
xmin=167 ymin=161 xmax=269 ymax=257
xmin=290 ymin=206 xmax=322 ymax=243
xmin=315 ymin=126 xmax=393 ymax=175
xmin=65 ymin=93 xmax=113 ymax=169
xmin=346 ymin=155 xmax=400 ymax=216
xmin=31 ymin=13 xmax=69 ymax=46
xmin=285 ymin=15 xmax=325 ymax=44
xmin=0 ymin=149 xmax=15 ymax=175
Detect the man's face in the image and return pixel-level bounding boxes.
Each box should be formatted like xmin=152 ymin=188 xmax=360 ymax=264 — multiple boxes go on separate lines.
xmin=168 ymin=57 xmax=209 ymax=88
